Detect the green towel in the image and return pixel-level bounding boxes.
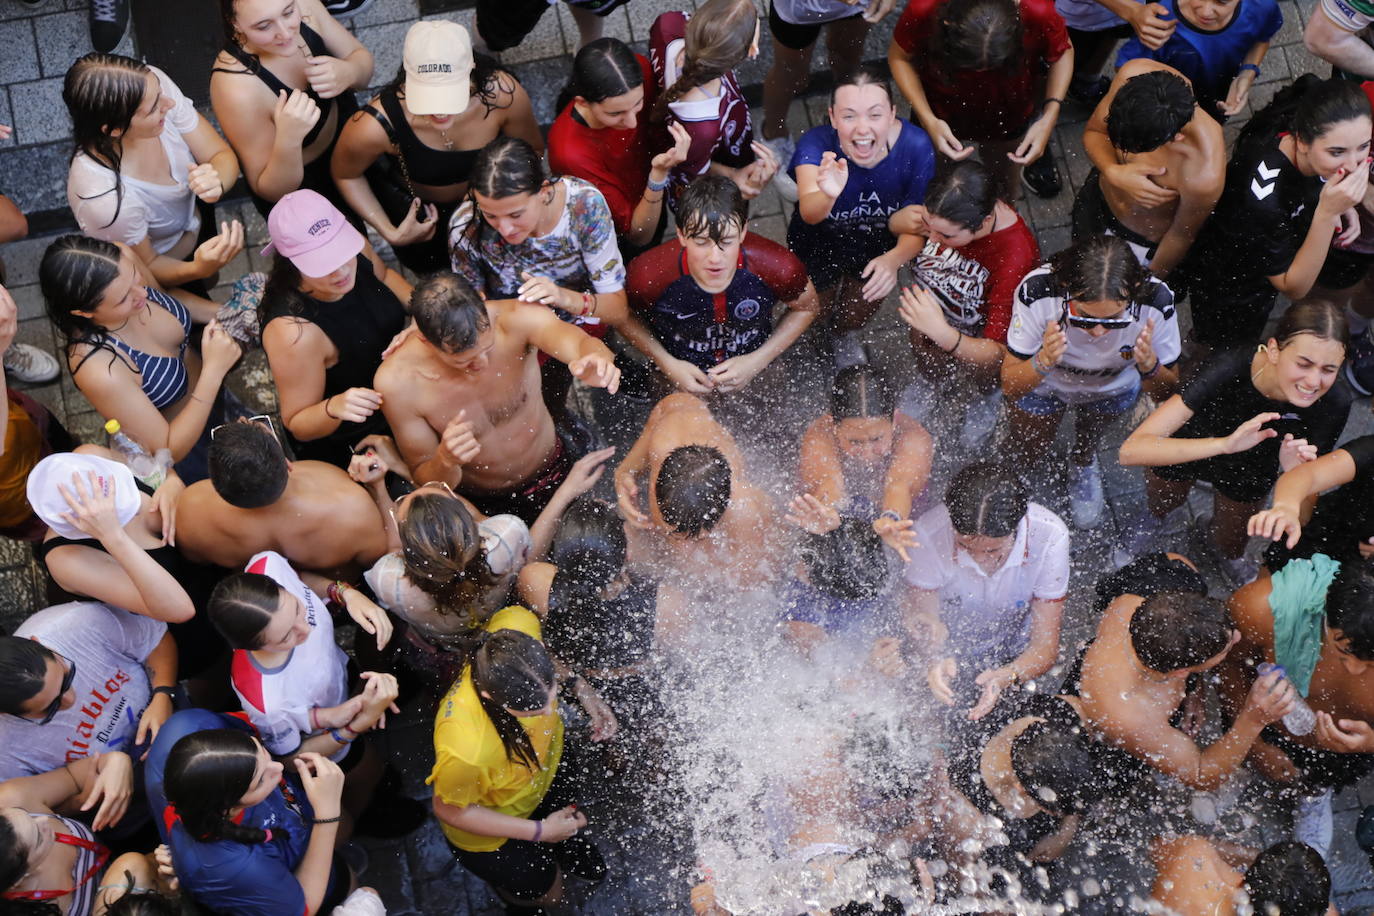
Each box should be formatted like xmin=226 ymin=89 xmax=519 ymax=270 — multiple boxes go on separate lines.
xmin=1268 ymin=553 xmax=1342 ymax=697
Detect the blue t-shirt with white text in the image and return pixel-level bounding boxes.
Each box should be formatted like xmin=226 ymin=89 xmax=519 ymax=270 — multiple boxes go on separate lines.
xmin=788 ymin=120 xmax=935 ymax=235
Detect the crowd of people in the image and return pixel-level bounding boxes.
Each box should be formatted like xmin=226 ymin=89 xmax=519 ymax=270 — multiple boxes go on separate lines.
xmin=1 ymin=0 xmax=1374 ymax=911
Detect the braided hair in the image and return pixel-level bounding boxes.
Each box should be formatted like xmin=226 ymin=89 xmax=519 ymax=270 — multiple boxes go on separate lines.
xmin=649 ymin=0 xmax=759 ymax=125
xmin=164 ymin=729 xmax=273 ymax=846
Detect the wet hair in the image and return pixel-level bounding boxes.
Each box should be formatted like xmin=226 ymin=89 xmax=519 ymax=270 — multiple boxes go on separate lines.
xmin=63 ymin=53 xmax=151 ymax=229
xmin=1270 ymin=300 xmax=1350 ymax=353
xmin=207 ymin=422 xmax=290 ymax=509
xmin=831 ymin=366 xmax=894 ymax=419
xmin=0 ymin=639 xmax=56 ymax=716
xmin=469 ymin=630 xmax=556 ymax=770
xmin=945 ymin=462 xmax=1028 ymax=538
xmin=409 ymin=272 xmax=492 ymax=354
xmin=676 ymin=176 xmax=748 ymax=245
xmin=801 ymin=517 xmax=889 ymax=601
xmin=207 ymin=573 xmax=283 ymax=650
xmin=1105 ymin=70 xmax=1196 ymax=154
xmin=1242 ymin=842 xmax=1331 ymax=916
xmin=100 ymin=876 xmax=180 ymax=916
xmin=1325 ymin=556 xmax=1374 ymax=660
xmin=398 ymin=491 xmax=498 ymax=630
xmin=650 ymin=0 xmax=759 ymax=124
xmin=1049 ymin=235 xmax=1152 ymax=308
xmin=164 ymin=728 xmax=271 ymax=845
xmin=548 ymin=497 xmax=627 ymax=628
xmin=39 ymin=234 xmax=125 ymax=367
xmin=559 ymin=37 xmax=643 ymax=112
xmin=1129 ymin=592 xmax=1232 ymax=673
xmin=1240 ymin=73 xmax=1372 ymax=150
xmin=469 ymin=136 xmax=547 ymax=202
xmin=922 ymin=160 xmax=999 ymax=233
xmin=0 ymin=815 xmax=26 ymax=893
xmin=1009 ymin=719 xmax=1096 ymax=816
xmin=829 ymin=64 xmax=894 ymax=108
xmin=259 ymin=252 xmax=311 ymax=332
xmin=656 ymin=445 xmax=732 ymax=537
xmin=926 ymin=0 xmax=1022 ymax=80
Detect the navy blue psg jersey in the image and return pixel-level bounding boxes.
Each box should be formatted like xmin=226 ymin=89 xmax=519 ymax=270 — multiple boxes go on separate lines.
xmin=627 ymin=234 xmax=811 ymax=370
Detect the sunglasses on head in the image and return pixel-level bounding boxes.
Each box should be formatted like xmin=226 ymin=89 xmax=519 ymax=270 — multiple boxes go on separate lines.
xmin=21 ymin=653 xmax=75 ymax=726
xmin=1061 ymin=299 xmax=1134 ymax=331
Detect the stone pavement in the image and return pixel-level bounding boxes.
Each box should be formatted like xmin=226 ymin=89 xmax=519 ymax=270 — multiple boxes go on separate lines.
xmin=4 ymin=0 xmax=1374 ymax=912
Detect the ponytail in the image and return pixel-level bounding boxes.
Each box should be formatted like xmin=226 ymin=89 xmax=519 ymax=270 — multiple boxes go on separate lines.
xmin=468 ymin=630 xmax=556 ymax=771
xmin=650 ymin=0 xmax=759 ymax=125
xmin=164 ymin=729 xmax=273 ymax=846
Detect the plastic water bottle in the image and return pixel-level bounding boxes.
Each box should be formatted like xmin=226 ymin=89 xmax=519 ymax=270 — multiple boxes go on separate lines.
xmin=1256 ymin=662 xmax=1317 ymax=736
xmin=105 ymin=419 xmax=165 ymax=490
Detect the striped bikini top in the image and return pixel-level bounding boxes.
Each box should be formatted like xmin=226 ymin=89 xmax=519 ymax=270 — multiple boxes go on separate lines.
xmin=1 ymin=814 xmax=106 ymax=915
xmin=109 ymin=287 xmax=192 ymax=410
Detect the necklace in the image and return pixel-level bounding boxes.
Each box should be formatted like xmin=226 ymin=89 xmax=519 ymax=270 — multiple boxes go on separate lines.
xmin=438 ymin=127 xmax=454 ymax=151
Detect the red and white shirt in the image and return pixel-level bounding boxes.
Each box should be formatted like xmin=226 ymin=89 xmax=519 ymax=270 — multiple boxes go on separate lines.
xmin=231 ymin=552 xmax=350 ymax=761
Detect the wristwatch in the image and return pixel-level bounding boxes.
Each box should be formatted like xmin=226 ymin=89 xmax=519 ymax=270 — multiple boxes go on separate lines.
xmin=151 ymin=686 xmax=176 ymax=700
xmin=1238 ymin=63 xmax=1261 ymax=78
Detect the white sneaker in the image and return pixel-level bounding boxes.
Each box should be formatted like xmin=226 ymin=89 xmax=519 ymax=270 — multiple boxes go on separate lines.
xmin=762 ymin=135 xmax=799 ymax=203
xmin=1069 ymin=458 xmax=1104 ymax=529
xmin=1294 ymin=787 xmax=1334 ymax=860
xmin=3 ymin=343 xmax=59 ymax=384
xmin=960 ymin=391 xmax=1001 ymax=450
xmin=833 ymin=331 xmax=868 ymax=369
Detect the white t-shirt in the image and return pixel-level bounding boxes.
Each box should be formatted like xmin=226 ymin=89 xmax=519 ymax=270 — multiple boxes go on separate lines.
xmin=0 ymin=602 xmax=166 ymax=779
xmin=902 ymin=502 xmax=1070 ymax=664
xmin=230 ymin=552 xmax=350 ymax=761
xmin=67 ymin=66 xmax=202 ymax=255
xmin=1005 ymin=265 xmax=1181 ymax=405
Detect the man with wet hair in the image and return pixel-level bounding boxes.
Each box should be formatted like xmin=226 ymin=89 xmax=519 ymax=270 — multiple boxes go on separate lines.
xmin=1151 ymin=838 xmax=1335 ymax=915
xmin=621 ymin=175 xmax=818 ymax=395
xmin=614 ymin=394 xmax=776 ymax=621
xmin=1077 ymin=590 xmax=1295 ymax=790
xmin=1075 ymin=60 xmax=1225 ymax=279
xmin=175 ymin=421 xmax=390 ymax=579
xmin=1222 ymin=556 xmax=1374 ymax=857
xmin=376 ymin=272 xmax=621 ymax=523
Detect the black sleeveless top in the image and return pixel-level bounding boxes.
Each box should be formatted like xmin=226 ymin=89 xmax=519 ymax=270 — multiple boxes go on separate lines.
xmin=544 ymin=573 xmax=658 ymax=671
xmin=262 ymin=254 xmax=406 ymax=467
xmin=376 ymin=88 xmax=481 ymax=188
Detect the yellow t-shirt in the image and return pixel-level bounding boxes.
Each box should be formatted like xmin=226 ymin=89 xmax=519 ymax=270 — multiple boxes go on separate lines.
xmin=427 ymin=606 xmax=564 ymax=852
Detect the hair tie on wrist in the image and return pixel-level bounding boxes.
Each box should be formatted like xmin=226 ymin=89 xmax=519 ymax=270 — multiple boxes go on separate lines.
xmin=646 ymin=175 xmax=669 ymax=193
xmin=532 ymin=820 xmax=543 ymax=842
xmin=323 ymin=396 xmax=340 ymax=420
xmin=312 ymin=816 xmax=343 ymax=825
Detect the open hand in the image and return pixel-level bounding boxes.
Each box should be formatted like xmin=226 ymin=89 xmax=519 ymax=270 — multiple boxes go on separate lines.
xmin=784 ymin=493 xmax=841 ymax=535
xmin=569 ymin=353 xmax=621 ymax=393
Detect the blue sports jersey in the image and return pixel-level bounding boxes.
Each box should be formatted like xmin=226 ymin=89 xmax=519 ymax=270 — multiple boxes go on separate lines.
xmin=146 ymin=709 xmax=322 ymax=916
xmin=1116 ymin=0 xmax=1281 ymax=113
xmin=788 ymin=120 xmax=936 ymax=235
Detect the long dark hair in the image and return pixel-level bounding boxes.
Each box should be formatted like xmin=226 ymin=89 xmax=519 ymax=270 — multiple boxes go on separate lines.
xmin=1239 ymin=73 xmax=1371 ymax=150
xmin=464 ymin=137 xmax=548 ymax=244
xmin=163 ymin=729 xmax=272 ymax=845
xmin=0 ymin=815 xmax=28 ymax=894
xmin=1049 ymin=235 xmax=1152 ymax=308
xmin=39 ymin=234 xmax=125 ymax=369
xmin=945 ymin=461 xmax=1028 ymax=538
xmin=207 ymin=573 xmax=282 ymax=651
xmin=923 ymin=160 xmax=1000 ymax=233
xmin=63 ymin=53 xmax=150 ymax=229
xmin=650 ymin=0 xmax=758 ymax=125
xmin=831 ymin=365 xmax=894 ymax=420
xmin=399 ymin=491 xmax=499 ymax=630
xmin=559 ymin=37 xmax=643 ymax=114
xmin=927 ymin=0 xmax=1022 ymax=84
xmin=468 ymin=630 xmax=556 ymax=770
xmin=548 ymin=497 xmax=627 ymax=626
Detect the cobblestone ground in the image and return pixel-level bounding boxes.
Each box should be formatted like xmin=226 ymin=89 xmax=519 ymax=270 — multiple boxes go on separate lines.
xmin=4 ymin=0 xmax=1374 ymax=912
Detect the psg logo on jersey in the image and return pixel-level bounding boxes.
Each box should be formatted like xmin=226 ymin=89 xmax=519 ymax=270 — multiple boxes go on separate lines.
xmin=735 ymin=299 xmax=761 ymax=320
xmin=1119 ymin=345 xmax=1135 ymax=361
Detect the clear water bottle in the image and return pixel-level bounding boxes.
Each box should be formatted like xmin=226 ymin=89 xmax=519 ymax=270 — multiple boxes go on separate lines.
xmin=105 ymin=419 xmax=165 ymax=490
xmin=1256 ymin=662 xmax=1317 ymax=736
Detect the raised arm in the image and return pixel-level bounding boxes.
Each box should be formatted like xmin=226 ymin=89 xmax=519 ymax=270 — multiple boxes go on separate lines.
xmin=1249 ymin=447 xmax=1358 ymax=547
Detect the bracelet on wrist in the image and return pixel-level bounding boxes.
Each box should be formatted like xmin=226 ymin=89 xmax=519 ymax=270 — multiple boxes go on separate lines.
xmin=532 ymin=819 xmax=543 ymax=842
xmin=645 ymin=174 xmax=670 ymax=193
xmin=1030 ymin=353 xmax=1051 ymax=375
xmin=323 ymin=396 xmax=340 ymax=421
xmin=879 ymin=509 xmax=902 ymax=523
xmin=943 ymin=332 xmax=963 ymax=355
xmin=152 ymin=685 xmax=176 ymax=701
xmin=1141 ymin=358 xmax=1162 ymax=379
xmin=312 ymin=815 xmax=343 ymax=825
xmin=1238 ymin=63 xmax=1261 ymax=78
xmin=326 ymin=580 xmax=351 ymax=609
xmin=329 ymin=728 xmax=354 ymax=745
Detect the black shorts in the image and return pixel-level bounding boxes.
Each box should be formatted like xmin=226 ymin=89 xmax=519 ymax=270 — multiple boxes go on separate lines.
xmin=1317 ymin=245 xmax=1374 ymax=291
xmin=787 ymin=215 xmax=891 ymax=290
xmin=1150 ymin=456 xmax=1277 ymax=505
xmin=767 ymin=0 xmax=863 ymax=51
xmin=460 ymin=413 xmax=598 ymax=524
xmin=1070 ymin=168 xmax=1158 ymax=261
xmin=1264 ymin=728 xmax=1374 ymax=789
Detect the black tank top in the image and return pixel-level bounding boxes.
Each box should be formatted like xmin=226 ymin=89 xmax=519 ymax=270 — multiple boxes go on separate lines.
xmin=544 ymin=573 xmax=658 ymax=671
xmin=377 ymin=88 xmax=481 ymax=188
xmin=262 ymin=254 xmax=406 ymax=467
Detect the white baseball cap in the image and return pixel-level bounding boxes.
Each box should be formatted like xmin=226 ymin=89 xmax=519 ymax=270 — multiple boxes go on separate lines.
xmin=27 ymin=453 xmax=141 ymax=540
xmin=404 ymin=20 xmax=474 ymax=117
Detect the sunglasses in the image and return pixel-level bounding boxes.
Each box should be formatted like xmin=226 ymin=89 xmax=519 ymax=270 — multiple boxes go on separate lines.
xmin=1062 ymin=300 xmax=1133 ymax=331
xmin=387 ymin=479 xmax=460 ymax=524
xmin=20 ymin=653 xmax=75 ymax=725
xmin=210 ymin=414 xmax=279 ymax=441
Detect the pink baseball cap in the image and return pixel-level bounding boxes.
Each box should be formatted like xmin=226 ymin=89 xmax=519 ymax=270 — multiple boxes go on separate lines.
xmin=262 ymin=190 xmax=365 ymax=278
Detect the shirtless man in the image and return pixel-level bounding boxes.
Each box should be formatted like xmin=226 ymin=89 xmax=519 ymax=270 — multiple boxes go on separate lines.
xmin=375 ymin=272 xmax=620 ymax=524
xmin=1076 ymin=60 xmax=1225 ymax=279
xmin=1150 ymin=837 xmax=1334 ymax=916
xmin=1077 ymin=590 xmax=1294 ymax=790
xmin=613 ymin=394 xmax=777 ymax=621
xmin=1221 ymin=558 xmax=1374 ymax=856
xmin=174 ymin=419 xmax=390 ymax=579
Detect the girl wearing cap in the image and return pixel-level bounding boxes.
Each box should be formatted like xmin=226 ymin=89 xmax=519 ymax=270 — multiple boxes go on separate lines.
xmin=332 ymin=21 xmax=541 ymax=276
xmin=210 ymin=0 xmax=374 ymax=216
xmin=430 ymin=623 xmax=612 ymax=910
xmin=64 ymin=53 xmax=244 ymax=297
xmin=260 ymin=189 xmax=411 ymax=468
xmin=40 ymin=235 xmax=244 ymax=484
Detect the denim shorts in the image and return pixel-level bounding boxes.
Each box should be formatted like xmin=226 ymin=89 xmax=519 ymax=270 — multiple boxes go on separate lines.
xmin=1014 ymin=380 xmax=1140 ymax=418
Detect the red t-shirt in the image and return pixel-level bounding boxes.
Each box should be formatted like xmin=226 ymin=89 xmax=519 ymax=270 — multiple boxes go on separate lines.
xmin=891 ymin=0 xmax=1070 ymax=142
xmin=909 ymin=214 xmax=1039 ymax=344
xmin=547 ymin=54 xmax=657 ymax=238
